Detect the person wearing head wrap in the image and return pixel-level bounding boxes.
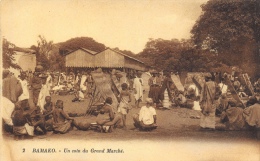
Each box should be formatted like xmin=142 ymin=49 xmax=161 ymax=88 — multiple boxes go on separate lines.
xmin=200 ymin=73 xmax=220 ymax=130
xmin=132 ymin=98 xmax=157 ymax=130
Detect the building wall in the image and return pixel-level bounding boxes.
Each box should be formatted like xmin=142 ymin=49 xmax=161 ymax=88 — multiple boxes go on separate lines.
xmin=124 ymin=57 xmax=145 ymax=71
xmin=65 ymin=48 xmax=146 ymax=70
xmin=65 ymin=49 xmax=95 ymax=67
xmin=10 ymin=52 xmax=36 ymax=77
xmin=95 ymin=49 xmax=124 ymax=68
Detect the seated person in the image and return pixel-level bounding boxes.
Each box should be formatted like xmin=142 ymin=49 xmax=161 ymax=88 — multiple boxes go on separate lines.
xmin=175 ymin=91 xmax=187 ymax=107
xmin=43 ymin=96 xmax=54 ymax=130
xmin=238 ymin=86 xmax=248 ymax=98
xmin=133 ymin=98 xmax=157 ymax=131
xmin=26 ymin=106 xmax=47 ymax=135
xmin=72 ymin=85 xmax=84 ymax=102
xmin=96 ymin=97 xmax=122 ymax=132
xmin=219 ymin=101 xmax=247 ymax=130
xmin=53 ymin=100 xmax=74 ymax=134
xmin=174 ymin=90 xmax=187 ymax=107
xmin=12 ymin=101 xmax=34 ymax=140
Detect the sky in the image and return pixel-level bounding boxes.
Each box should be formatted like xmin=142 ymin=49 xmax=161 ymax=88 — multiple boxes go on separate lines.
xmin=1 ymin=0 xmax=208 ymax=54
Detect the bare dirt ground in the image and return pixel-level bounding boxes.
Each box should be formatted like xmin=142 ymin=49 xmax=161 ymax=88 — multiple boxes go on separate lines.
xmin=2 ymin=90 xmax=259 ymax=142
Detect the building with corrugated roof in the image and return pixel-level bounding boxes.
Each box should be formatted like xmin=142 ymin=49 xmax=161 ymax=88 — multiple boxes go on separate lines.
xmin=65 ymin=47 xmax=146 ymax=71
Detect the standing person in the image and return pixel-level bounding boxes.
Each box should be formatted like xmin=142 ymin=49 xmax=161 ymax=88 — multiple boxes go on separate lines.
xmin=43 ymin=96 xmax=54 ymax=130
xmin=80 ymin=71 xmax=87 ymax=93
xmin=67 ymin=72 xmax=75 ymax=91
xmin=159 ymin=71 xmax=173 ymax=110
xmin=37 ymin=76 xmax=50 ymax=112
xmin=133 ymin=72 xmax=143 ymax=108
xmin=46 ymin=72 xmax=53 ymax=92
xmin=18 ymin=71 xmax=30 ymax=102
xmin=117 ymin=83 xmax=132 ymax=129
xmin=31 ymin=72 xmax=42 ymax=106
xmin=86 ymin=71 xmax=94 ymax=98
xmin=2 ymin=69 xmax=23 ymax=103
xmin=148 ymin=71 xmax=162 ymax=106
xmin=200 ymin=74 xmax=220 ymax=130
xmin=27 ymin=70 xmax=33 ymax=88
xmin=132 ymin=98 xmax=157 ymax=131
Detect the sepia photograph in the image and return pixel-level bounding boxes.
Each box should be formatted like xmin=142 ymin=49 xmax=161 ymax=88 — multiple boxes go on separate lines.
xmin=1 ymin=0 xmax=259 ymax=161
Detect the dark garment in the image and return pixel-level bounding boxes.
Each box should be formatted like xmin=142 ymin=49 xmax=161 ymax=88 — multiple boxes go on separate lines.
xmin=12 ymin=110 xmax=27 ymax=126
xmin=31 ymin=76 xmax=42 ymax=104
xmin=159 ymin=77 xmax=173 ymax=101
xmin=2 ymin=75 xmax=23 ymax=103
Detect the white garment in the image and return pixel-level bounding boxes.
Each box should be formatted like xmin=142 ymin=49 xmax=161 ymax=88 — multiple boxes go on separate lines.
xmin=133 ymin=77 xmax=143 ymax=101
xmin=52 ymin=85 xmax=65 ymax=91
xmin=80 ymin=75 xmax=87 ymax=91
xmin=2 ymin=97 xmax=15 ymax=126
xmin=78 ymin=91 xmax=84 ymax=100
xmin=192 ymin=101 xmax=201 ymax=111
xmin=218 ymin=83 xmax=228 ymax=94
xmin=37 ymin=84 xmax=50 ymax=111
xmin=18 ymin=79 xmax=30 ymax=101
xmin=139 ymin=106 xmax=156 ymax=125
xmin=188 ymin=84 xmax=199 ymax=96
xmin=46 ymin=75 xmax=52 ymax=91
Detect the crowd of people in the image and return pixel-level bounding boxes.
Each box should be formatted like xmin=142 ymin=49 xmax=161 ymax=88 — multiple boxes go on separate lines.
xmin=2 ymin=65 xmax=260 ymax=139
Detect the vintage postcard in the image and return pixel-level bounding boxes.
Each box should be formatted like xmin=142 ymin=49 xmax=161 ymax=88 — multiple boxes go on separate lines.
xmin=1 ymin=0 xmax=259 ymax=161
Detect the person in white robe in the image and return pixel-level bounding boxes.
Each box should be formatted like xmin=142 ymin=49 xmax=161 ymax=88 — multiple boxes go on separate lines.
xmin=37 ymin=77 xmax=50 ymax=111
xmin=133 ymin=72 xmax=143 ymax=108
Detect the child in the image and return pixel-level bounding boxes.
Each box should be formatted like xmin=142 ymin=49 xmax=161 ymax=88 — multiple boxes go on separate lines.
xmin=12 ymin=102 xmax=34 ymax=140
xmin=43 ymin=96 xmax=54 ymax=130
xmin=28 ymin=106 xmax=47 ymax=135
xmin=117 ymin=83 xmax=132 ymax=129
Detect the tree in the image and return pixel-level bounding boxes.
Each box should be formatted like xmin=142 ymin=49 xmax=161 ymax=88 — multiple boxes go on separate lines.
xmin=137 ymin=38 xmax=182 ymax=70
xmin=58 ymin=37 xmax=106 ymax=54
xmin=30 ymin=35 xmax=53 ymax=70
xmin=191 ymin=0 xmax=260 ymax=77
xmin=2 ymin=38 xmax=21 ymax=69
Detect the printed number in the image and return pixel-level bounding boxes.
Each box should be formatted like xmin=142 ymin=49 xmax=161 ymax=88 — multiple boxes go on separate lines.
xmin=22 ymin=148 xmax=25 ymax=153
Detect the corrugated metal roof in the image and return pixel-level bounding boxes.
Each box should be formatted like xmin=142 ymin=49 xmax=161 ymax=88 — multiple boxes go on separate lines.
xmin=80 ymin=47 xmax=98 ymax=55
xmin=65 ymin=48 xmax=97 ymax=56
xmin=95 ymin=48 xmax=144 ymax=64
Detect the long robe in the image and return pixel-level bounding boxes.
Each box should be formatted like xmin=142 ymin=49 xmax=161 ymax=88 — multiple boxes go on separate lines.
xmin=200 ymin=81 xmax=217 ymax=129
xmin=37 ymin=84 xmax=50 ymax=111
xmin=18 ymin=79 xmax=29 ymax=101
xmin=133 ymin=77 xmax=143 ymax=101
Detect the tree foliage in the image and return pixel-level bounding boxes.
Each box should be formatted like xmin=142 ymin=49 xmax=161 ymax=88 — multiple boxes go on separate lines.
xmin=58 ymin=37 xmax=106 ymax=53
xmin=30 ymin=35 xmax=53 ymax=70
xmin=2 ymin=38 xmax=21 ymax=69
xmin=191 ymin=0 xmax=260 ymax=76
xmin=137 ymin=38 xmax=221 ymax=72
